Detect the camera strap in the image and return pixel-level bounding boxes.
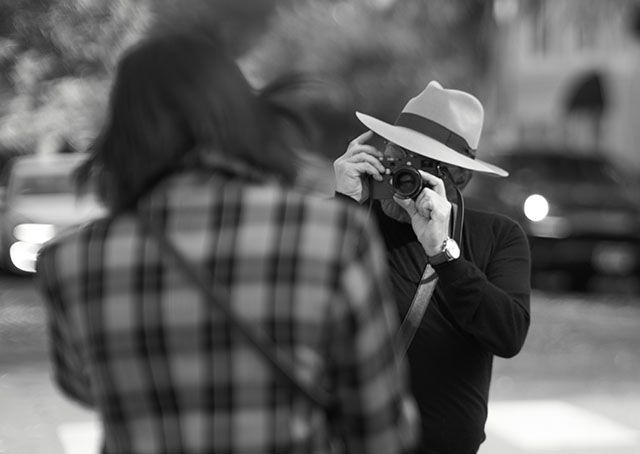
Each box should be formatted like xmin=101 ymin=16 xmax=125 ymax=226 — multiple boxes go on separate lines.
xmin=137 ymin=214 xmax=335 ymax=412
xmin=396 ymin=184 xmax=465 ymax=357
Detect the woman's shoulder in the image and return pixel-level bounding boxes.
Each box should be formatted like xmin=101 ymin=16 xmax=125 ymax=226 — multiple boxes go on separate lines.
xmin=35 ymin=216 xmax=113 ymax=279
xmin=281 ymin=186 xmax=382 ymax=242
xmin=259 ymin=183 xmax=369 ymax=218
xmin=39 ymin=216 xmax=112 ymax=253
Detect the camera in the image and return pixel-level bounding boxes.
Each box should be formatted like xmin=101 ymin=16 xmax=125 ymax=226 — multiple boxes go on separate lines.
xmin=369 ymin=152 xmax=442 ymax=200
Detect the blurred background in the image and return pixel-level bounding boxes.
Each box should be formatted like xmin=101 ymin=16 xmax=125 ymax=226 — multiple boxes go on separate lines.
xmin=1 ymin=1 xmax=640 ymax=453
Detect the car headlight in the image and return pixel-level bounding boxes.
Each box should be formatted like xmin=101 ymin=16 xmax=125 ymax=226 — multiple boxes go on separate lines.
xmin=13 ymin=223 xmax=57 ymax=244
xmin=523 ymin=194 xmax=549 ymax=222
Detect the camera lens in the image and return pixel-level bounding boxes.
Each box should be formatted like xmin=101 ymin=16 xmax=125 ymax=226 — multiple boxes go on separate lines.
xmin=392 ymin=167 xmax=422 ymax=199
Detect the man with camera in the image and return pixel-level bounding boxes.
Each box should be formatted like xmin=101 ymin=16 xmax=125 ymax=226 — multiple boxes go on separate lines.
xmin=333 ymin=81 xmax=531 ymax=454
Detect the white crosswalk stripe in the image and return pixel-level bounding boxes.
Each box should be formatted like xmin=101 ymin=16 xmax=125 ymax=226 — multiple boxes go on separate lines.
xmin=483 ymin=400 xmax=640 ymax=452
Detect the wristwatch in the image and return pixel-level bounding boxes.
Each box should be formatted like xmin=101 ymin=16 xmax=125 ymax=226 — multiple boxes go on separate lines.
xmin=427 ymin=237 xmax=460 ymax=265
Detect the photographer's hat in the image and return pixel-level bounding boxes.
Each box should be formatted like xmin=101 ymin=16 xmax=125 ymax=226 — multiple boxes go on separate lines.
xmin=356 ymin=81 xmax=508 ymax=177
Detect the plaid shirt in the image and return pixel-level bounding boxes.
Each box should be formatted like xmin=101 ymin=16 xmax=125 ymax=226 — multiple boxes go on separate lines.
xmin=36 ymin=171 xmax=417 ymax=454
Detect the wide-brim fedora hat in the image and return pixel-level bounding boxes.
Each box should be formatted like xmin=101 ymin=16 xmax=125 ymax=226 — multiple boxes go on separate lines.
xmin=356 ymin=81 xmax=508 ymax=177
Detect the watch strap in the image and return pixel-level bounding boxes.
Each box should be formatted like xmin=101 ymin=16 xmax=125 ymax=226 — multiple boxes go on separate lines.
xmin=427 ymin=248 xmax=449 ymax=265
xmin=428 ymin=237 xmax=458 ymax=265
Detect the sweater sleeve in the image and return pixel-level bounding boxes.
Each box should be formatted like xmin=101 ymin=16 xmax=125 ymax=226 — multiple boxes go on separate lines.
xmin=36 ymin=241 xmax=95 ymax=407
xmin=432 ymin=217 xmax=531 ymax=358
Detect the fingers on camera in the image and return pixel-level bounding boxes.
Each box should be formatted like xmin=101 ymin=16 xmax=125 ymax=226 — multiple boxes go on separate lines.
xmin=357 ymin=162 xmax=384 ymax=180
xmin=353 ymin=151 xmax=385 ymax=172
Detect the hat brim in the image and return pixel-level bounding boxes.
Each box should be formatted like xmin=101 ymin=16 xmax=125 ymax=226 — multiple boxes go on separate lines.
xmin=356 ymin=112 xmax=508 ymax=177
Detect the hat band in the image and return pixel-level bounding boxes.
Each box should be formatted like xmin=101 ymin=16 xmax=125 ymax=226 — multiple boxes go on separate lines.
xmin=395 ymin=112 xmax=476 ymax=158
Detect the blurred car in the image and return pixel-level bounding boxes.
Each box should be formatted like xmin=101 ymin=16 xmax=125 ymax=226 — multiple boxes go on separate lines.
xmin=464 ymin=145 xmax=640 ymax=291
xmin=0 ymin=153 xmax=107 ymax=274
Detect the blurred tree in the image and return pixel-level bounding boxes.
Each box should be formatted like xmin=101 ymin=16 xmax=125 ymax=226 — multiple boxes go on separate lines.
xmin=0 ymin=0 xmax=288 ymax=153
xmin=1 ymin=0 xmax=497 ymax=160
xmin=245 ymin=0 xmax=497 ymax=158
xmin=1 ymin=0 xmax=285 ymax=93
xmin=0 ymin=0 xmax=152 ymax=152
xmin=152 ymin=0 xmax=286 ymax=56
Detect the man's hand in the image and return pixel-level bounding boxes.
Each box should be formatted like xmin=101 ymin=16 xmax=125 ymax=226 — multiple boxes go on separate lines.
xmin=394 ymin=171 xmax=452 ymax=256
xmin=333 ymin=131 xmax=386 ymax=202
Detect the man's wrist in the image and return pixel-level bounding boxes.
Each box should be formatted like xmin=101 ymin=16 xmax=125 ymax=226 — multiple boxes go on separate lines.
xmin=421 ymin=235 xmax=449 ymax=256
xmin=427 ymin=237 xmax=461 ymax=265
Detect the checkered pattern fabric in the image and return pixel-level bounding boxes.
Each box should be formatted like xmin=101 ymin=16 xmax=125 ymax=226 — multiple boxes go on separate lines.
xmin=36 ymin=171 xmax=417 ymax=454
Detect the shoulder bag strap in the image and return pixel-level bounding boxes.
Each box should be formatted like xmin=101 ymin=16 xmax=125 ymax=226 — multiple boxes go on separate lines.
xmin=395 ymin=183 xmax=465 ymax=357
xmin=395 ymin=265 xmax=438 ymax=357
xmin=137 ymin=215 xmax=334 ymax=411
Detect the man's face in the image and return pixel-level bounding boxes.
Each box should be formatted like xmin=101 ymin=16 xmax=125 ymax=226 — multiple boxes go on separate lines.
xmin=383 ymin=141 xmax=473 ymax=192
xmin=380 ymin=197 xmax=411 ymax=223
xmin=378 ymin=141 xmax=471 ymax=221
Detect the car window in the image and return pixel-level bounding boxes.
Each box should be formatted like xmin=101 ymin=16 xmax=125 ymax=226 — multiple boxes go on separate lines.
xmin=13 ymin=172 xmax=75 ymax=196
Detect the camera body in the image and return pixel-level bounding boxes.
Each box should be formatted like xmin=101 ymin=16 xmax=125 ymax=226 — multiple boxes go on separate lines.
xmin=369 ymin=153 xmax=441 ymax=200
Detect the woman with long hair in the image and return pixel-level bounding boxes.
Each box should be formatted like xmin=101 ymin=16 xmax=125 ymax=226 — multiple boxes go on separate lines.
xmin=36 ymin=26 xmax=417 ymax=454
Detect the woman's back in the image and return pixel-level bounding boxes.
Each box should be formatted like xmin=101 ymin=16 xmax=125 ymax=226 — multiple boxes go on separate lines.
xmin=38 ymin=171 xmax=416 ymax=453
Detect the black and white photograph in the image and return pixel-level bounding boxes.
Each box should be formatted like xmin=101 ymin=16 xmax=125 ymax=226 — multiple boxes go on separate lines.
xmin=1 ymin=1 xmax=639 ymax=453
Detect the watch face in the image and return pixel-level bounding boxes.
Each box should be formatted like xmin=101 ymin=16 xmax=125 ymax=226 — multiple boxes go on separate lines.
xmin=445 ymin=239 xmax=460 ymax=259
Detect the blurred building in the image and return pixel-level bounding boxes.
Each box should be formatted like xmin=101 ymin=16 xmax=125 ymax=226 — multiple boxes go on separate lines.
xmin=490 ymin=0 xmax=640 ymax=174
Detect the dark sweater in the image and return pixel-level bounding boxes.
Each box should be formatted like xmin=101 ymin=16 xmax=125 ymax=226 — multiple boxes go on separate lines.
xmin=340 ymin=196 xmax=531 ymax=453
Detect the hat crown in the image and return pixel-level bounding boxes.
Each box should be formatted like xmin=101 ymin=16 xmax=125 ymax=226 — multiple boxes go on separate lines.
xmin=354 ymin=80 xmax=508 ymax=177
xmin=402 ymin=81 xmax=484 ymax=150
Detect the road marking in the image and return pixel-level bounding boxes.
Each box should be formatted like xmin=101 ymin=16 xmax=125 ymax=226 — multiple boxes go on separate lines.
xmin=56 ymin=400 xmax=640 ymax=454
xmin=57 ymin=421 xmax=101 ymax=454
xmin=486 ymin=400 xmax=639 ymax=451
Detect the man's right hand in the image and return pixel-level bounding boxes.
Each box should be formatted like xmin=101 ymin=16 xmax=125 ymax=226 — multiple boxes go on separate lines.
xmin=333 ymin=131 xmax=386 ymax=203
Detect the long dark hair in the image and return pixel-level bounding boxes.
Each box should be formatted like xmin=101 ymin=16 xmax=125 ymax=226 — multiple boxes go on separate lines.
xmin=77 ymin=28 xmax=308 ymax=211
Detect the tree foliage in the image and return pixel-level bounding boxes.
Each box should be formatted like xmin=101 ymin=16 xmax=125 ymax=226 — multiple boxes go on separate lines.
xmin=0 ymin=0 xmax=495 ymax=158
xmin=245 ymin=0 xmax=496 ymax=157
xmin=0 ymin=0 xmax=152 ymax=151
xmin=0 ymin=0 xmax=286 ymax=152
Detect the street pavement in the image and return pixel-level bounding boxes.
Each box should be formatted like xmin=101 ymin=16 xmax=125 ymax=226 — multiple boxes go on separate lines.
xmin=2 ymin=365 xmax=639 ymax=454
xmin=481 ymin=394 xmax=640 ymax=453
xmin=2 ymin=275 xmax=639 ymax=454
